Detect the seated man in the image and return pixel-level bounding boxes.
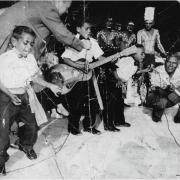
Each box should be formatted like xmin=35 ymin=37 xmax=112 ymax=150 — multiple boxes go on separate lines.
xmin=147 ymin=53 xmax=180 ymax=122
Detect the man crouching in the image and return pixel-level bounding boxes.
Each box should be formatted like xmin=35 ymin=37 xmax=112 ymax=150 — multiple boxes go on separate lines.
xmin=147 ymin=53 xmax=180 ymax=123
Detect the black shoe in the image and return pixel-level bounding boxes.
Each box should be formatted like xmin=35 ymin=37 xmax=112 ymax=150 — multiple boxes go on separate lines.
xmin=174 ymin=115 xmax=180 ymax=123
xmin=0 ymin=165 xmax=6 ymax=175
xmin=104 ymin=125 xmax=120 ymax=132
xmin=19 ymin=145 xmax=37 ymax=160
xmin=69 ymin=129 xmax=82 ymax=136
xmin=84 ymin=128 xmax=101 ymax=135
xmin=152 ymin=116 xmax=161 ymax=122
xmin=115 ymin=122 xmax=131 ymax=127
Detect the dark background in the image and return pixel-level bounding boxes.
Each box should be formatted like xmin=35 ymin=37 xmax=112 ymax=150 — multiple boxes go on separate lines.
xmin=0 ymin=1 xmax=180 ymax=52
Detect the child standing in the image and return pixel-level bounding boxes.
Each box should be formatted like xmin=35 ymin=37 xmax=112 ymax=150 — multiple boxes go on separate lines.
xmin=0 ymin=26 xmax=61 ymax=175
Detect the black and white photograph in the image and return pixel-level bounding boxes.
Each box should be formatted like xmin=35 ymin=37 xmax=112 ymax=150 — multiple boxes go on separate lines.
xmin=0 ymin=0 xmax=180 ymax=179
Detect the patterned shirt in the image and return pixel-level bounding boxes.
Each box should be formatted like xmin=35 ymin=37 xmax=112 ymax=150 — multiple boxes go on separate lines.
xmin=115 ymin=31 xmax=136 ymax=50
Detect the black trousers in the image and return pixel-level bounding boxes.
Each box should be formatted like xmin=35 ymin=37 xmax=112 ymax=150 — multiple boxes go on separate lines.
xmin=66 ymin=79 xmax=99 ymax=132
xmin=0 ymin=92 xmax=38 ymax=166
xmin=99 ymin=80 xmax=125 ymax=127
xmin=147 ymin=89 xmax=180 ymax=120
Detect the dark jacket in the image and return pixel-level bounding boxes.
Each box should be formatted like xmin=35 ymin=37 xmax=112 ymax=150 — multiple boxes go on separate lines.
xmin=0 ymin=1 xmax=84 ymax=59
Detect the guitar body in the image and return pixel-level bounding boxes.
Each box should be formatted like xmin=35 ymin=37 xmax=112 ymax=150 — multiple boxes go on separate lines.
xmin=33 ymin=52 xmax=121 ymax=94
xmin=51 ymin=64 xmax=92 ymax=95
xmin=33 ymin=64 xmax=92 ymax=95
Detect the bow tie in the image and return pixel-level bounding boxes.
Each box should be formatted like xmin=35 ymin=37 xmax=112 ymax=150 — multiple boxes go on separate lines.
xmin=79 ymin=35 xmax=90 ymax=40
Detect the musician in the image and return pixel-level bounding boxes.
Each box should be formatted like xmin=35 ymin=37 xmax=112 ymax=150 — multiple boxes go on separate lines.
xmin=0 ymin=26 xmax=62 ymax=175
xmin=0 ymin=0 xmax=91 ymax=59
xmin=97 ymin=17 xmax=119 ymax=55
xmin=61 ymin=18 xmax=105 ymax=135
xmin=97 ymin=22 xmax=137 ymax=131
xmin=137 ymin=7 xmax=167 ymax=68
xmin=147 ymin=53 xmax=180 ymax=123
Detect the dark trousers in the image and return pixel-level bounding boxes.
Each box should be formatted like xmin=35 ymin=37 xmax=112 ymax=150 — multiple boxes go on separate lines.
xmin=99 ymin=80 xmax=125 ymax=127
xmin=0 ymin=92 xmax=38 ymax=166
xmin=147 ymin=89 xmax=180 ymax=120
xmin=66 ymin=80 xmax=99 ymax=132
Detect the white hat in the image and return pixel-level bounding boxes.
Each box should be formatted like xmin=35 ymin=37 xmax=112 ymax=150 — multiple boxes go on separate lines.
xmin=144 ymin=7 xmax=155 ymax=22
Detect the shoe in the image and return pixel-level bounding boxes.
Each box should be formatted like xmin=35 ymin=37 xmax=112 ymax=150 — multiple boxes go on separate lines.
xmin=0 ymin=165 xmax=6 ymax=175
xmin=69 ymin=129 xmax=82 ymax=136
xmin=104 ymin=125 xmax=120 ymax=132
xmin=115 ymin=122 xmax=131 ymax=127
xmin=84 ymin=128 xmax=102 ymax=135
xmin=19 ymin=145 xmax=37 ymax=160
xmin=174 ymin=115 xmax=180 ymax=123
xmin=152 ymin=116 xmax=161 ymax=122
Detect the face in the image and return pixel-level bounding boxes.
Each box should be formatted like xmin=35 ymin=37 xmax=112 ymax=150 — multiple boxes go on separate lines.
xmin=165 ymin=56 xmax=178 ymax=74
xmin=55 ymin=0 xmax=72 ymax=15
xmin=106 ymin=21 xmax=113 ymax=29
xmin=115 ymin=25 xmax=121 ymax=31
xmin=77 ymin=22 xmax=91 ymax=39
xmin=145 ymin=21 xmax=154 ymax=31
xmin=133 ymin=48 xmax=145 ymax=63
xmin=12 ymin=33 xmax=35 ymax=57
xmin=127 ymin=25 xmax=134 ymax=33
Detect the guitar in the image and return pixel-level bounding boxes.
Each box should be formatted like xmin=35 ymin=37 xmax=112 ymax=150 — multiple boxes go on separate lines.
xmin=33 ymin=52 xmax=121 ymax=94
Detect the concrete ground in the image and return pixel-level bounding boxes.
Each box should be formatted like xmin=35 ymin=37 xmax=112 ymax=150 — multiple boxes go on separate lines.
xmin=2 ymin=106 xmax=180 ymax=180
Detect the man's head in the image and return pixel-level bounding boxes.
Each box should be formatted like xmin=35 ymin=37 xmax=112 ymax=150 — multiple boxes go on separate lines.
xmin=144 ymin=20 xmax=154 ymax=31
xmin=144 ymin=7 xmax=155 ymax=31
xmin=76 ymin=19 xmax=92 ymax=39
xmin=11 ymin=26 xmax=36 ymax=57
xmin=132 ymin=44 xmax=145 ymax=63
xmin=165 ymin=54 xmax=180 ymax=74
xmin=53 ymin=0 xmax=72 ymax=15
xmin=115 ymin=22 xmax=122 ymax=31
xmin=105 ymin=17 xmax=113 ymax=29
xmin=127 ymin=21 xmax=135 ymax=33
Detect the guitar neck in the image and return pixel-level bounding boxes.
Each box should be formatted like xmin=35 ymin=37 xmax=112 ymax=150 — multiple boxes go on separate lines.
xmin=89 ymin=53 xmax=119 ymax=69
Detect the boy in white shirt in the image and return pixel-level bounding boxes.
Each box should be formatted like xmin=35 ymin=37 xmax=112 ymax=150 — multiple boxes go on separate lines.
xmin=61 ymin=19 xmax=104 ymax=135
xmin=0 ymin=26 xmax=61 ymax=175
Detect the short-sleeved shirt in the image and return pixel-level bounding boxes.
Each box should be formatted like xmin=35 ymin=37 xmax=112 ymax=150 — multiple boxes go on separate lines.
xmin=0 ymin=49 xmax=40 ymax=90
xmin=61 ymin=34 xmax=104 ymax=62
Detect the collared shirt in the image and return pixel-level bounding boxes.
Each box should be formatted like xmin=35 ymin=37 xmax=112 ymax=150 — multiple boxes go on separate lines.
xmin=61 ymin=34 xmax=104 ymax=62
xmin=0 ymin=49 xmax=40 ymax=91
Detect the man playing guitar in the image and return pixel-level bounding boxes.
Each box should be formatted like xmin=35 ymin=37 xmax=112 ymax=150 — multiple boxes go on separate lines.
xmin=61 ymin=18 xmax=106 ymax=135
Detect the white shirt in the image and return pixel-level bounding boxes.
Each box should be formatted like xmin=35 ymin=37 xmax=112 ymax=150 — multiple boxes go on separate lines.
xmin=0 ymin=49 xmax=40 ymax=90
xmin=61 ymin=34 xmax=104 ymax=62
xmin=116 ymin=56 xmax=137 ymax=82
xmin=150 ymin=65 xmax=180 ymax=89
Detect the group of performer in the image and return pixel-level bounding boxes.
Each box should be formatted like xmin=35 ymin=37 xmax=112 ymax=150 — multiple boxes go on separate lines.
xmin=0 ymin=0 xmax=180 ymax=176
